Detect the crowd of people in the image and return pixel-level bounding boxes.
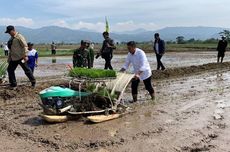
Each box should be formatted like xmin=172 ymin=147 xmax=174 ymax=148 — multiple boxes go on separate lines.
xmin=2 ymin=25 xmax=229 ymax=102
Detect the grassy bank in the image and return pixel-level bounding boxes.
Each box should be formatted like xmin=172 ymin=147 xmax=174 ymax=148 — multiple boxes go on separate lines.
xmin=0 ymin=43 xmax=220 ymax=58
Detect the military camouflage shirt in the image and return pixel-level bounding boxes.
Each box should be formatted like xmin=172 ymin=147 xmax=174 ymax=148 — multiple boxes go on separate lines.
xmin=73 ymin=47 xmax=90 ymax=68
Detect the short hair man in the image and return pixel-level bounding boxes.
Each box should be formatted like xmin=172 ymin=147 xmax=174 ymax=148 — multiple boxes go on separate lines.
xmin=27 ymin=42 xmax=38 ymax=73
xmin=5 ymin=25 xmax=36 ymax=88
xmin=120 ymin=41 xmax=155 ymax=102
xmin=153 ymin=33 xmax=166 ymax=70
xmin=217 ymin=36 xmax=228 ymax=63
xmin=98 ymin=32 xmax=116 ymax=70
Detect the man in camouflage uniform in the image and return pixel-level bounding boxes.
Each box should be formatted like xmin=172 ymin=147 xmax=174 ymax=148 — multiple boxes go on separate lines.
xmin=73 ymin=40 xmax=90 ymax=68
xmin=85 ymin=40 xmax=95 ymax=68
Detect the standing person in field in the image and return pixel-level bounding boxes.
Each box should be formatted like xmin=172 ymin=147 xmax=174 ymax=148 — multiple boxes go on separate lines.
xmin=85 ymin=40 xmax=95 ymax=68
xmin=97 ymin=32 xmax=116 ymax=70
xmin=217 ymin=36 xmax=228 ymax=63
xmin=153 ymin=33 xmax=166 ymax=70
xmin=51 ymin=42 xmax=57 ymax=55
xmin=3 ymin=42 xmax=9 ymax=56
xmin=73 ymin=40 xmax=90 ymax=68
xmin=120 ymin=41 xmax=155 ymax=102
xmin=27 ymin=42 xmax=38 ymax=73
xmin=5 ymin=25 xmax=36 ymax=89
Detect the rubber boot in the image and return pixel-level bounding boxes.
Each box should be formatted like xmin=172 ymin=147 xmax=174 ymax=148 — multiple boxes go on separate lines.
xmin=132 ymin=94 xmax=138 ymax=103
xmin=150 ymin=93 xmax=155 ymax=101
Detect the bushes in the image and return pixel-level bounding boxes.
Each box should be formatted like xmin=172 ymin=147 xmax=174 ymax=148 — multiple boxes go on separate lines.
xmin=69 ymin=68 xmax=116 ymax=79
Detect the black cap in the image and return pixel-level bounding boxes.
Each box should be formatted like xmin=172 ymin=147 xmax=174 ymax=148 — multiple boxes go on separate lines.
xmin=27 ymin=42 xmax=34 ymax=46
xmin=103 ymin=31 xmax=109 ymax=36
xmin=5 ymin=25 xmax=15 ymax=33
xmin=81 ymin=40 xmax=87 ymax=45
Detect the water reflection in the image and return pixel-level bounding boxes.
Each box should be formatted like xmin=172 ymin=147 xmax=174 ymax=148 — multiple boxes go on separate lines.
xmin=52 ymin=57 xmax=57 ymax=63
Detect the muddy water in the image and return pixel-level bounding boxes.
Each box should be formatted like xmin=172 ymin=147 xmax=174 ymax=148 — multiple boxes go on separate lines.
xmin=2 ymin=51 xmax=230 ymax=78
xmin=1 ymin=69 xmax=230 ymax=151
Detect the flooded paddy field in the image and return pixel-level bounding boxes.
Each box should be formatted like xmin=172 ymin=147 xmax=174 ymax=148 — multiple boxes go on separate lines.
xmin=1 ymin=51 xmax=230 ymax=151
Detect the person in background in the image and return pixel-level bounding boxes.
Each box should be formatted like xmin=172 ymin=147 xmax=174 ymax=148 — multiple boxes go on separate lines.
xmin=153 ymin=33 xmax=166 ymax=70
xmin=85 ymin=40 xmax=95 ymax=68
xmin=120 ymin=41 xmax=155 ymax=102
xmin=51 ymin=42 xmax=56 ymax=55
xmin=27 ymin=42 xmax=38 ymax=73
xmin=97 ymin=32 xmax=116 ymax=70
xmin=217 ymin=36 xmax=228 ymax=63
xmin=5 ymin=25 xmax=36 ymax=89
xmin=73 ymin=40 xmax=90 ymax=68
xmin=3 ymin=42 xmax=9 ymax=56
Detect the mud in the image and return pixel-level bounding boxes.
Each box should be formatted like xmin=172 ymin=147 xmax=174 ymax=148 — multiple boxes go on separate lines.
xmin=1 ymin=66 xmax=230 ymax=151
xmin=3 ymin=51 xmax=230 ymax=78
xmin=153 ymin=61 xmax=230 ymax=79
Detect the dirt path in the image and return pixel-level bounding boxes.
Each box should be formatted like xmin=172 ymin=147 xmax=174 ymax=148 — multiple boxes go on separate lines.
xmin=1 ymin=69 xmax=230 ymax=152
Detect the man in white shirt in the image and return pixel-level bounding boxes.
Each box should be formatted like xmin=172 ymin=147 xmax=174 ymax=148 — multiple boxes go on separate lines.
xmin=120 ymin=41 xmax=155 ymax=102
xmin=3 ymin=42 xmax=9 ymax=56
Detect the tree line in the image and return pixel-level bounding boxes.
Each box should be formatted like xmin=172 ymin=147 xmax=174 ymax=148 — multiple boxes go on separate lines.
xmin=170 ymin=30 xmax=230 ymax=44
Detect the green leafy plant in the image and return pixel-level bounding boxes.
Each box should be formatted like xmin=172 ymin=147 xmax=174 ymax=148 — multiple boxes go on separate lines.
xmin=69 ymin=68 xmax=116 ymax=79
xmin=85 ymin=84 xmax=118 ymax=100
xmin=0 ymin=61 xmax=7 ymax=78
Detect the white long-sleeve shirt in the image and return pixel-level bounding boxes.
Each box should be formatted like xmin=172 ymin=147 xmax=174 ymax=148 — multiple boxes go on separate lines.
xmin=122 ymin=48 xmax=152 ymax=80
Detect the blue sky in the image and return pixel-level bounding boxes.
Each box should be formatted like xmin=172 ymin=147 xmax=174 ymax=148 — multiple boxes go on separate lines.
xmin=0 ymin=0 xmax=229 ymax=32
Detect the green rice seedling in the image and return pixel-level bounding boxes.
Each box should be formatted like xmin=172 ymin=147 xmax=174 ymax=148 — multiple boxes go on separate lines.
xmin=69 ymin=68 xmax=116 ymax=79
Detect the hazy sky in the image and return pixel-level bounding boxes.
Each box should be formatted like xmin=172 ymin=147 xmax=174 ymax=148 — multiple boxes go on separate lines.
xmin=0 ymin=0 xmax=229 ymax=32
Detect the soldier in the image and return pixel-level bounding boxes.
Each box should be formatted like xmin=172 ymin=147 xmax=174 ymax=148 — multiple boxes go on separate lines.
xmin=73 ymin=40 xmax=90 ymax=68
xmin=85 ymin=40 xmax=95 ymax=68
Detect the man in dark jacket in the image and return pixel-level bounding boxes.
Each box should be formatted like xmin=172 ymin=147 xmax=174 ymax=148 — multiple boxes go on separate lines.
xmin=217 ymin=36 xmax=228 ymax=63
xmin=98 ymin=32 xmax=116 ymax=70
xmin=153 ymin=33 xmax=165 ymax=70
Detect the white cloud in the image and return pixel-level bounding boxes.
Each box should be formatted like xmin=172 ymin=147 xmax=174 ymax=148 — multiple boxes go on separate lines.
xmin=49 ymin=20 xmax=159 ymax=32
xmin=0 ymin=17 xmax=34 ymax=27
xmin=113 ymin=21 xmax=159 ymax=32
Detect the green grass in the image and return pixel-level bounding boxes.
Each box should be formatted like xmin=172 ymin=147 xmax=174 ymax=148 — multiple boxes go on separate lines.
xmin=0 ymin=42 xmax=220 ymax=59
xmin=37 ymin=49 xmax=74 ymax=57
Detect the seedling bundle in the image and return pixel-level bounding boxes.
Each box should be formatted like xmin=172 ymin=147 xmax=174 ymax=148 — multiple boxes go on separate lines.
xmin=69 ymin=68 xmax=117 ymax=79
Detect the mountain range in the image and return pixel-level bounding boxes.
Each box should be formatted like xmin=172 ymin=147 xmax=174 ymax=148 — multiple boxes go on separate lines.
xmin=0 ymin=26 xmax=228 ymax=43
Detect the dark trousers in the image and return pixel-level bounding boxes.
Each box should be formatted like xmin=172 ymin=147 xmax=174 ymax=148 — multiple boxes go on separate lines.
xmin=104 ymin=58 xmax=113 ymax=70
xmin=7 ymin=59 xmax=36 ymax=87
xmin=103 ymin=53 xmax=113 ymax=70
xmin=131 ymin=76 xmax=154 ymax=95
xmin=51 ymin=50 xmax=56 ymax=55
xmin=217 ymin=51 xmax=225 ymax=63
xmin=4 ymin=50 xmax=8 ymax=56
xmin=29 ymin=66 xmax=35 ymax=73
xmin=156 ymin=54 xmax=165 ymax=70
